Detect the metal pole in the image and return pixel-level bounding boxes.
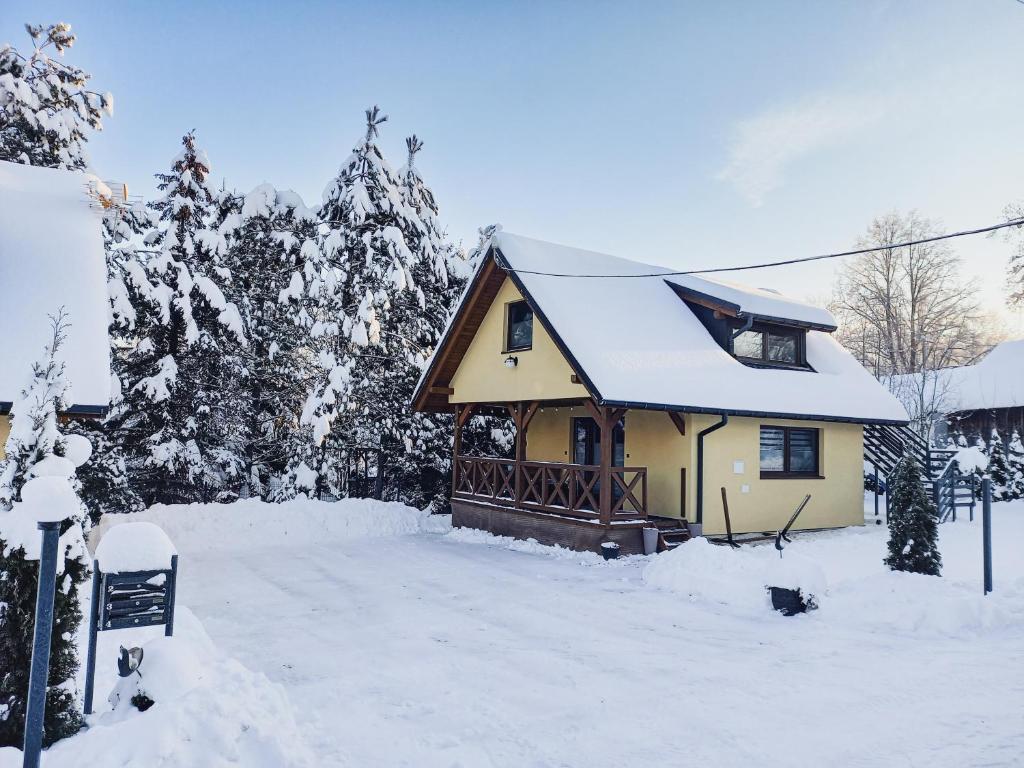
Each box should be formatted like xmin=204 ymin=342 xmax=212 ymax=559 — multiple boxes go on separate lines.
xmin=23 ymin=521 xmax=60 ymax=768
xmin=982 ymin=478 xmax=993 ymax=595
xmin=873 ymin=465 xmax=880 ymax=519
xmin=83 ymin=561 xmax=101 ymax=715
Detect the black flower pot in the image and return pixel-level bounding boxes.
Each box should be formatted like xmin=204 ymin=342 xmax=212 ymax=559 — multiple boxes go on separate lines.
xmin=600 ymin=542 xmax=620 ymax=560
xmin=768 ymin=586 xmax=806 ymax=616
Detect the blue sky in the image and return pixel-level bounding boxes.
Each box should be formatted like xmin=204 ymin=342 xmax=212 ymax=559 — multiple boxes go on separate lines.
xmin=6 ymin=1 xmax=1024 ymax=325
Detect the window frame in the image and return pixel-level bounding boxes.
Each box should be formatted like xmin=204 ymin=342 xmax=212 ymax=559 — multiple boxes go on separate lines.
xmin=759 ymin=425 xmax=822 ymax=479
xmin=504 ymin=299 xmax=534 ymax=353
xmin=731 ymin=322 xmax=809 ymax=370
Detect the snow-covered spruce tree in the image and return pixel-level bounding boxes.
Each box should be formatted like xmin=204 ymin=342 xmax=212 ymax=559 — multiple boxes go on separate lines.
xmin=218 ymin=184 xmax=329 ymax=497
xmin=1007 ymin=429 xmax=1024 ymax=500
xmin=0 ymin=22 xmax=112 ymax=170
xmin=984 ymin=429 xmax=1014 ymax=502
xmin=0 ymin=314 xmax=89 ymax=747
xmin=884 ymin=454 xmax=942 ymax=576
xmin=384 ymin=135 xmax=470 ymax=507
xmin=117 ymin=132 xmax=248 ymax=505
xmin=314 ymin=107 xmax=425 ymax=501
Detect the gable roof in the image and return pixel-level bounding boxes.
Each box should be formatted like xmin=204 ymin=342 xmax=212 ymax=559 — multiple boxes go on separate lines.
xmin=0 ymin=161 xmax=111 ymax=413
xmin=414 ymin=232 xmax=908 ymax=425
xmin=890 ymin=340 xmax=1024 ymax=415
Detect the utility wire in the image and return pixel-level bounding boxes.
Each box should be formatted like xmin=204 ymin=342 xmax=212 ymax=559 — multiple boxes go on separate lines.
xmin=507 ymin=217 xmax=1024 ymax=278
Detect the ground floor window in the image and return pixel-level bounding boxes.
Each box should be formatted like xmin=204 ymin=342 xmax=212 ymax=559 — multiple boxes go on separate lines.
xmin=760 ymin=426 xmax=820 ymax=478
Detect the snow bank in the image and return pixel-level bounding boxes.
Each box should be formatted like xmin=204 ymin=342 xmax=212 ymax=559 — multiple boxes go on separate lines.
xmin=0 ymin=605 xmax=312 ymax=768
xmin=94 ymin=496 xmax=431 ymax=554
xmin=643 ymin=514 xmax=1024 ymax=635
xmin=95 ymin=521 xmax=176 ymax=572
xmin=643 ymin=538 xmax=825 ymax=613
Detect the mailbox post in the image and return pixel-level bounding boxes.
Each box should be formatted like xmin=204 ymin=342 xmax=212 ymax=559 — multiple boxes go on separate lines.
xmin=84 ymin=522 xmax=179 ymax=716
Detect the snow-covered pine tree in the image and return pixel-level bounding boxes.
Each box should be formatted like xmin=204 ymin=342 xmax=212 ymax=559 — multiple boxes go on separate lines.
xmin=117 ymin=132 xmax=248 ymax=504
xmin=0 ymin=22 xmax=112 ymax=170
xmin=220 ymin=184 xmax=328 ymax=497
xmin=984 ymin=429 xmax=1014 ymax=502
xmin=0 ymin=313 xmax=89 ymax=747
xmin=314 ymin=107 xmax=424 ymax=500
xmin=1007 ymin=429 xmax=1024 ymax=500
xmin=385 ymin=135 xmax=470 ymax=507
xmin=884 ymin=454 xmax=942 ymax=576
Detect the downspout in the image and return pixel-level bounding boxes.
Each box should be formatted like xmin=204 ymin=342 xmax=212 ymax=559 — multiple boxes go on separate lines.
xmin=694 ymin=414 xmax=729 ymax=537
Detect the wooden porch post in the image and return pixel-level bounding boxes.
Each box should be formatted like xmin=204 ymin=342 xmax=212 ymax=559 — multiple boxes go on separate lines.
xmin=452 ymin=404 xmax=475 ymax=498
xmin=507 ymin=402 xmax=539 ymax=508
xmin=584 ymin=400 xmax=626 ymax=526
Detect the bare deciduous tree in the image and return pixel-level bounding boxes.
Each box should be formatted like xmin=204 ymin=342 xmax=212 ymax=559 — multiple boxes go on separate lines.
xmin=831 ymin=211 xmax=1002 ymax=436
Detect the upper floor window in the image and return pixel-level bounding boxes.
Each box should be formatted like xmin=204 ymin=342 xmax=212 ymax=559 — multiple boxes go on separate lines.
xmin=505 ymin=300 xmax=533 ymax=352
xmin=733 ymin=323 xmax=806 ymax=368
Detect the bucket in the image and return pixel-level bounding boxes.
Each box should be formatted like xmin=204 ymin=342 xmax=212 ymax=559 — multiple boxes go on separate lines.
xmin=600 ymin=542 xmax=620 ymax=560
xmin=642 ymin=527 xmax=660 ymax=555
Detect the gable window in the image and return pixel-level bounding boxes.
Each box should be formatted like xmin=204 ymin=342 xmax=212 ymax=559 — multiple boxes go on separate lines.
xmin=760 ymin=426 xmax=820 ymax=478
xmin=733 ymin=323 xmax=806 ymax=368
xmin=505 ymin=300 xmax=533 ymax=352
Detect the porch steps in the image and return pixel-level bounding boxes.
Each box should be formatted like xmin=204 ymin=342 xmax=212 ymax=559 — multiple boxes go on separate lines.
xmin=647 ymin=516 xmax=692 ymax=551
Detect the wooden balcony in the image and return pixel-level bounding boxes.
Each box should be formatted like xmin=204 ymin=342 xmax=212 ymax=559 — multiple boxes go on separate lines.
xmin=453 ymin=456 xmax=648 ymax=522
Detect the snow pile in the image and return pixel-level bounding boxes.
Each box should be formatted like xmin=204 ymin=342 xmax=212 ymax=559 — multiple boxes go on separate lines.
xmin=0 ymin=608 xmax=313 ymax=768
xmin=446 ymin=524 xmax=631 ymax=564
xmin=642 ymin=517 xmax=1024 ymax=635
xmin=954 ymin=445 xmax=988 ymax=473
xmin=95 ymin=521 xmax=176 ymax=572
xmin=643 ymin=538 xmax=825 ymax=613
xmin=95 ymin=496 xmax=431 ymax=554
xmin=1 ymin=475 xmax=86 ymax=561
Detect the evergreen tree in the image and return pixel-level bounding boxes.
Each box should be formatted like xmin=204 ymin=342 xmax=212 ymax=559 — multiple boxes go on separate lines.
xmin=388 ymin=135 xmax=468 ymax=507
xmin=0 ymin=314 xmax=89 ymax=747
xmin=220 ymin=184 xmax=328 ymax=496
xmin=314 ymin=107 xmax=423 ymax=500
xmin=1007 ymin=429 xmax=1024 ymax=500
xmin=117 ymin=132 xmax=248 ymax=504
xmin=0 ymin=23 xmax=112 ymax=170
xmin=884 ymin=454 xmax=942 ymax=576
xmin=984 ymin=429 xmax=1014 ymax=501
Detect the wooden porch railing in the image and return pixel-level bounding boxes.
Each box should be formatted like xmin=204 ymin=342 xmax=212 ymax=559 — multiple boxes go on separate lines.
xmin=453 ymin=456 xmax=648 ymax=522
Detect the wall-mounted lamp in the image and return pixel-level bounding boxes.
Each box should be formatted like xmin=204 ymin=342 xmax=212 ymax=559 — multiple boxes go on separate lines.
xmin=504 ymin=355 xmax=518 ymax=369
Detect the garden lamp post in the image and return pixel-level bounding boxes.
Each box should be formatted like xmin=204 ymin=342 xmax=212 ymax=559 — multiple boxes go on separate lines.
xmin=22 ymin=520 xmax=61 ymax=768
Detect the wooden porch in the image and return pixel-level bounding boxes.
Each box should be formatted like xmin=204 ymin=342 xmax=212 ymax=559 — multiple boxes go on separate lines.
xmin=449 ymin=399 xmax=656 ymax=554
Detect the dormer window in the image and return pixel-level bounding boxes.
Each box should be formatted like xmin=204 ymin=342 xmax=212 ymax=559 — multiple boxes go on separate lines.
xmin=732 ymin=323 xmax=807 ymax=368
xmin=505 ymin=300 xmax=533 ymax=352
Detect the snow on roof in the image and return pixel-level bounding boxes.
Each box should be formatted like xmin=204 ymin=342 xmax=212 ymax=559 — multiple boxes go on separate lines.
xmin=892 ymin=340 xmax=1024 ymax=414
xmin=0 ymin=161 xmax=111 ymax=410
xmin=487 ymin=232 xmax=907 ymax=423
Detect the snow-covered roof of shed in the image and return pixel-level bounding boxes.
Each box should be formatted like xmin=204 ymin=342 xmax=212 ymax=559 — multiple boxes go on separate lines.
xmin=891 ymin=340 xmax=1024 ymax=414
xmin=483 ymin=232 xmax=906 ymax=423
xmin=0 ymin=161 xmax=111 ymax=411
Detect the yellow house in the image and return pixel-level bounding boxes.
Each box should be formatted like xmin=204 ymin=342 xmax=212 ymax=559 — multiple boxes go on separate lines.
xmin=0 ymin=160 xmax=112 ymax=457
xmin=413 ymin=232 xmax=909 ymax=554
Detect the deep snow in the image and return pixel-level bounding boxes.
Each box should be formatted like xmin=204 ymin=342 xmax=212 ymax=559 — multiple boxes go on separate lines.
xmin=12 ymin=496 xmax=1024 ymax=767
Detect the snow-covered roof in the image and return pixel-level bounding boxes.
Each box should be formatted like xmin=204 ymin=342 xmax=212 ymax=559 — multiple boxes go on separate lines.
xmin=416 ymin=232 xmax=908 ymax=424
xmin=0 ymin=161 xmax=111 ymax=412
xmin=892 ymin=340 xmax=1024 ymax=414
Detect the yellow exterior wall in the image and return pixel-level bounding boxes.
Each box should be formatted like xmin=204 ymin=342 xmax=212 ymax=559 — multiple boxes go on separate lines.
xmin=692 ymin=414 xmax=864 ymax=535
xmin=0 ymin=415 xmax=8 ymax=460
xmin=519 ymin=407 xmax=862 ymax=534
xmin=448 ymin=278 xmax=588 ymax=404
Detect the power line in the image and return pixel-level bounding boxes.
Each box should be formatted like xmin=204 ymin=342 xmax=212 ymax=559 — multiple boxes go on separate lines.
xmin=507 ymin=217 xmax=1024 ymax=279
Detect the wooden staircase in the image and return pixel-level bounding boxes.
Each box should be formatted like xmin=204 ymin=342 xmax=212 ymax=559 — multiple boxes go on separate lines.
xmin=647 ymin=516 xmax=692 ymax=551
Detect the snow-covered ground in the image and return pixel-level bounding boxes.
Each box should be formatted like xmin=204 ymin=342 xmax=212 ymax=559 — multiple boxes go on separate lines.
xmin=18 ymin=497 xmax=1024 ymax=766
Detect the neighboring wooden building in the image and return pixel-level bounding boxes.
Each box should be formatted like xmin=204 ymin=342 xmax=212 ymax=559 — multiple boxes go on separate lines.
xmin=0 ymin=160 xmax=112 ymax=456
xmin=891 ymin=340 xmax=1024 ymax=446
xmin=412 ymin=232 xmax=907 ymax=554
